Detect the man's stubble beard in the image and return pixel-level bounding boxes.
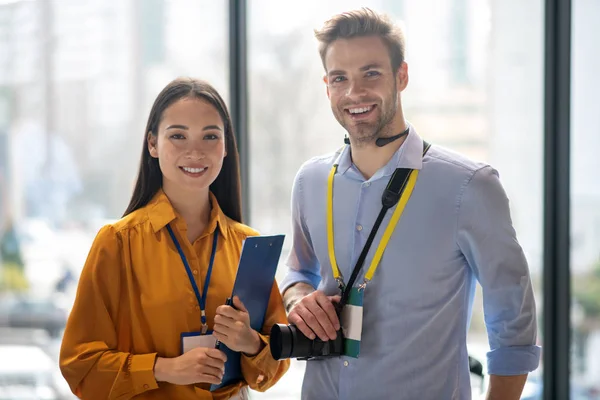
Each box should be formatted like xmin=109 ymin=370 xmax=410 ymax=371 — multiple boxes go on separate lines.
xmin=335 ymin=85 xmax=398 ymax=147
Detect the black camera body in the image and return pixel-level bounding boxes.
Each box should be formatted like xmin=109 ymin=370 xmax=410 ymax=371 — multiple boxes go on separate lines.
xmin=269 ymin=302 xmax=344 ymax=361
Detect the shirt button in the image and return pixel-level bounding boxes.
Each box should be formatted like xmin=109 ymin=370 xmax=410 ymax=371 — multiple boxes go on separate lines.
xmin=143 ymin=384 xmax=149 ymax=389
xmin=193 ymin=269 xmax=198 ymax=275
xmin=356 ymin=225 xmax=363 ymax=231
xmin=364 ymin=182 xmax=371 ymax=187
xmin=195 ymin=305 xmax=200 ymax=311
xmin=343 ymin=360 xmax=349 ymax=367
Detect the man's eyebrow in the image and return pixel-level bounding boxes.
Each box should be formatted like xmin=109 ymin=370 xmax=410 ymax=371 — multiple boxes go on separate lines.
xmin=360 ymin=63 xmax=383 ymax=71
xmin=328 ymin=63 xmax=383 ymax=77
xmin=328 ymin=69 xmax=346 ymax=77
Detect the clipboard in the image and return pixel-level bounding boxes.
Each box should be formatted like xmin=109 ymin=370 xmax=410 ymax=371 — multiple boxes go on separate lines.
xmin=210 ymin=234 xmax=285 ymax=391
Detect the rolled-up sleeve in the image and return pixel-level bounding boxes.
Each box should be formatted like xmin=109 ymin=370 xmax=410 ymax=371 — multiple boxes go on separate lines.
xmin=456 ymin=166 xmax=541 ymax=375
xmin=280 ymin=166 xmax=322 ymax=292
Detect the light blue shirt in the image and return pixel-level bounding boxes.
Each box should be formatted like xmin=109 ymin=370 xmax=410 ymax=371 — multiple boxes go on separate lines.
xmin=281 ymin=126 xmax=541 ymax=400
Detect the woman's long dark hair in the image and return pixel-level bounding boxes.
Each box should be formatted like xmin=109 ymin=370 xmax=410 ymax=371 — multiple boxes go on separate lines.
xmin=123 ymin=77 xmax=243 ymax=223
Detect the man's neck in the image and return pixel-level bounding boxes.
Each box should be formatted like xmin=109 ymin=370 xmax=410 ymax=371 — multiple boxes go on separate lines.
xmin=162 ymin=182 xmax=211 ymax=235
xmin=349 ymin=123 xmax=409 ymax=180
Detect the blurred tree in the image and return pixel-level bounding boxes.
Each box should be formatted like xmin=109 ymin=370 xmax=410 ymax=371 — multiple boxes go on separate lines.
xmin=573 ymin=259 xmax=600 ymax=321
xmin=0 ymin=219 xmax=23 ymax=269
xmin=0 ymin=219 xmax=29 ymax=292
xmin=572 ymin=259 xmax=600 ymax=374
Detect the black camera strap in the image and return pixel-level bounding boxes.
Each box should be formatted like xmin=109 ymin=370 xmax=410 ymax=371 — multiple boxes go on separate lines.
xmin=338 ymin=141 xmax=431 ymax=308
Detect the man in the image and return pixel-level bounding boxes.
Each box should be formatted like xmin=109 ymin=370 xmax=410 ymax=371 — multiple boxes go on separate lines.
xmin=280 ymin=8 xmax=540 ymax=400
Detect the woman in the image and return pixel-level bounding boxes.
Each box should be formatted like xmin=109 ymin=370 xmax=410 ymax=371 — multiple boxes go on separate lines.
xmin=59 ymin=77 xmax=289 ymax=399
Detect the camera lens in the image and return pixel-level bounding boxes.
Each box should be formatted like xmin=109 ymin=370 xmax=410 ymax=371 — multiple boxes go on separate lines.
xmin=270 ymin=324 xmax=294 ymax=360
xmin=270 ymin=323 xmax=336 ymax=360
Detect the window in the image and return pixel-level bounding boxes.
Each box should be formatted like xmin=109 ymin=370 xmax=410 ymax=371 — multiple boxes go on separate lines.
xmin=570 ymin=0 xmax=600 ymax=395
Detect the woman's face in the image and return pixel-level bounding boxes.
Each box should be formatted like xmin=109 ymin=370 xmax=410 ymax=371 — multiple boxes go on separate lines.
xmin=148 ymin=97 xmax=227 ymax=196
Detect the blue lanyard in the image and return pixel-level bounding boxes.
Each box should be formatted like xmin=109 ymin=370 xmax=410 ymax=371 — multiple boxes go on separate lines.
xmin=166 ymin=224 xmax=218 ymax=333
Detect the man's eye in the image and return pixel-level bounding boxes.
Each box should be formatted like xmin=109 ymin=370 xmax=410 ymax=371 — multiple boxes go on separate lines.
xmin=366 ymin=71 xmax=381 ymax=77
xmin=333 ymin=76 xmax=346 ymax=83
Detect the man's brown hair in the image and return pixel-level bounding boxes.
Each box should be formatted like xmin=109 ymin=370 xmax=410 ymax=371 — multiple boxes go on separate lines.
xmin=315 ymin=8 xmax=406 ymax=72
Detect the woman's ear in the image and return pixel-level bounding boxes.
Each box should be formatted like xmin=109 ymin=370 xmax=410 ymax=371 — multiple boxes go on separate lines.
xmin=147 ymin=132 xmax=158 ymax=158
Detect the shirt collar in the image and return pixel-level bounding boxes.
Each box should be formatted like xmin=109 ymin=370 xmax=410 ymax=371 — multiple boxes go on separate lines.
xmin=147 ymin=189 xmax=229 ymax=240
xmin=335 ymin=123 xmax=425 ymax=179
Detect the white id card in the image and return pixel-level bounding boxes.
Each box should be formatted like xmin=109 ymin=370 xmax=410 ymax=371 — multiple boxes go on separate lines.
xmin=181 ymin=331 xmax=217 ymax=354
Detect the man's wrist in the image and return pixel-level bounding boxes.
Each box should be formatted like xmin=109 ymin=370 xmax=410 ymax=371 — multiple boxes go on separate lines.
xmin=283 ymin=282 xmax=315 ymax=313
xmin=486 ymin=374 xmax=528 ymax=400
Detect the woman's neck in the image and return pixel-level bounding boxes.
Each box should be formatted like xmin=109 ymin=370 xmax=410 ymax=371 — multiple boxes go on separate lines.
xmin=162 ymin=182 xmax=211 ymax=242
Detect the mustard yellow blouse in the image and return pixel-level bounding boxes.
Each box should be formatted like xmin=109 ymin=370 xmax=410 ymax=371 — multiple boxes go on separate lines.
xmin=59 ymin=190 xmax=289 ymax=399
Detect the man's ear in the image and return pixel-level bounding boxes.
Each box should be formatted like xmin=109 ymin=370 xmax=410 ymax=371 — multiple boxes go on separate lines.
xmin=147 ymin=132 xmax=158 ymax=158
xmin=396 ymin=61 xmax=409 ymax=92
xmin=323 ymin=75 xmax=330 ymax=98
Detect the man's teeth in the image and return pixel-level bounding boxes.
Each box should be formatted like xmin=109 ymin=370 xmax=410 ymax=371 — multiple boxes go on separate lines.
xmin=349 ymin=106 xmax=373 ymax=114
xmin=182 ymin=167 xmax=207 ymax=173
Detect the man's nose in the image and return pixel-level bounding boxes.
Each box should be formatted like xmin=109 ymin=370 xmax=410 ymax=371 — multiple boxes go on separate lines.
xmin=345 ymin=80 xmax=368 ymax=100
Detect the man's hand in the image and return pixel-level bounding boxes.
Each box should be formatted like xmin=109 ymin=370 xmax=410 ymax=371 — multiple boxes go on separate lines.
xmin=153 ymin=347 xmax=227 ymax=385
xmin=213 ymin=296 xmax=262 ymax=355
xmin=286 ymin=286 xmax=341 ymax=342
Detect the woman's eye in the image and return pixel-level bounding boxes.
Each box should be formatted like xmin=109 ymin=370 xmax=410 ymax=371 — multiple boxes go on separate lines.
xmin=170 ymin=133 xmax=185 ymax=139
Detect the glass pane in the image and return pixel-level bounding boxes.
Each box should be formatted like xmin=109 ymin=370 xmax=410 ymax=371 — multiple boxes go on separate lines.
xmin=571 ymin=0 xmax=600 ymax=397
xmin=248 ymin=1 xmax=544 ymax=398
xmin=0 ymin=0 xmax=227 ymax=397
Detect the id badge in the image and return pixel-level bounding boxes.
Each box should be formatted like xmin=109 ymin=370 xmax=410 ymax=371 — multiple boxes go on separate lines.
xmin=181 ymin=331 xmax=217 ymax=354
xmin=341 ymin=287 xmax=364 ymax=358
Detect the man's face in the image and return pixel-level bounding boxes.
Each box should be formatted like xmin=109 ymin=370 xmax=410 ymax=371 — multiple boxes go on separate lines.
xmin=324 ymin=36 xmax=407 ymax=144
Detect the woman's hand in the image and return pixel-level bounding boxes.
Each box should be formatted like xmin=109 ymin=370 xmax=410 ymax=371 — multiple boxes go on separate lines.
xmin=213 ymin=296 xmax=262 ymax=355
xmin=154 ymin=347 xmax=227 ymax=385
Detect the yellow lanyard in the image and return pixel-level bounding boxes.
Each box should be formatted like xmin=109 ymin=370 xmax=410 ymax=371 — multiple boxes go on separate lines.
xmin=326 ymin=156 xmax=420 ymax=288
